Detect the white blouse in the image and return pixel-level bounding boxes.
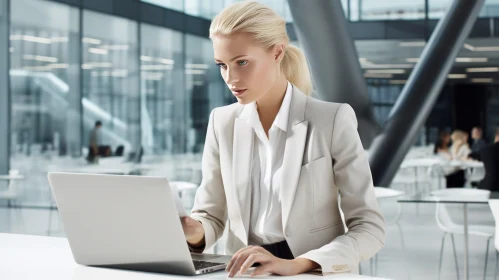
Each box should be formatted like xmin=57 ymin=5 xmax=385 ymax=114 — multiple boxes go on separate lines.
xmin=238 ymin=81 xmax=292 ymax=245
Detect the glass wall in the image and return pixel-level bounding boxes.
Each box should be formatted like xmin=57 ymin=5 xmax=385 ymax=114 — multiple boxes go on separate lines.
xmin=185 ymin=34 xmax=230 ymax=154
xmin=9 ymin=0 xmax=80 ymax=206
xmin=140 ymin=23 xmax=184 ymax=155
xmin=82 ymin=10 xmax=140 ymax=157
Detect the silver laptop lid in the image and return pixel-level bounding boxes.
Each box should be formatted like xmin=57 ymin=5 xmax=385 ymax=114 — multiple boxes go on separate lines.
xmin=47 ymin=172 xmax=196 ymax=275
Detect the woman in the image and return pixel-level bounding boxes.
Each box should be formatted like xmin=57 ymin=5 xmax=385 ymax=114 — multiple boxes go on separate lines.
xmin=181 ymin=1 xmax=385 ymax=277
xmin=444 ymin=130 xmax=470 ymax=188
xmin=450 ymin=130 xmax=471 ymax=161
xmin=433 ymin=130 xmax=451 ymax=160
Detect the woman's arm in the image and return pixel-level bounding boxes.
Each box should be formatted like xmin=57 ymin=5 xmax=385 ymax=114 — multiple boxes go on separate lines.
xmin=297 ymin=104 xmax=386 ymax=274
xmin=189 ymin=109 xmax=228 ymax=252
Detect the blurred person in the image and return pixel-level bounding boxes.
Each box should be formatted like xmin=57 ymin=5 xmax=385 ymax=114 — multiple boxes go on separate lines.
xmin=87 ymin=121 xmax=111 ymax=162
xmin=433 ymin=130 xmax=451 ymax=159
xmin=181 ymin=1 xmax=385 ymax=277
xmin=478 ymin=129 xmax=499 ymax=191
xmin=450 ymin=130 xmax=471 ymax=161
xmin=446 ymin=130 xmax=469 ymax=188
xmin=470 ymin=126 xmax=487 ymax=160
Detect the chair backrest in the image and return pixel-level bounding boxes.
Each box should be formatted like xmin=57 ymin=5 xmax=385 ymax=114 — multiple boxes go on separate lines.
xmin=431 ymin=189 xmax=490 ymax=231
xmin=489 ymin=199 xmax=499 ymax=251
xmin=374 ymin=187 xmax=404 ymax=225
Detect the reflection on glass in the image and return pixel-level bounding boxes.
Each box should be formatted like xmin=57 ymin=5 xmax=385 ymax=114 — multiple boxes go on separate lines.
xmin=429 ymin=0 xmax=499 ymax=19
xmin=82 ymin=10 xmax=139 ymax=157
xmin=185 ymin=34 xmax=231 ymax=154
xmin=185 ymin=0 xmax=225 ymax=19
xmin=358 ymin=0 xmax=425 ymax=20
xmin=9 ymin=0 xmax=79 ymax=206
xmin=141 ymin=0 xmax=184 ymax=12
xmin=140 ymin=23 xmax=184 ymax=155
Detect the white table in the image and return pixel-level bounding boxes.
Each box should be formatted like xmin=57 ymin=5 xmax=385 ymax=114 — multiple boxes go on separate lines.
xmin=0 ymin=234 xmax=388 ymax=280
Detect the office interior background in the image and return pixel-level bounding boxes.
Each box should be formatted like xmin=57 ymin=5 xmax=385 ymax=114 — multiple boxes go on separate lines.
xmin=1 ymin=0 xmax=499 ymax=279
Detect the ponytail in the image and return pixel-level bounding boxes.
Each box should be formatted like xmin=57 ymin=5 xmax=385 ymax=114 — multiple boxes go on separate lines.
xmin=282 ymin=44 xmax=313 ymax=96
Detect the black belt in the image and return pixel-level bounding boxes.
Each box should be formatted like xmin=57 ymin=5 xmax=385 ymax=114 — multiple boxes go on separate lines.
xmin=261 ymin=240 xmax=294 ymax=260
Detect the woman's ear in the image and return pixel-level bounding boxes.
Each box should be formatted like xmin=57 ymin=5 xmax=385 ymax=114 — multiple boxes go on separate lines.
xmin=274 ymin=44 xmax=285 ymax=62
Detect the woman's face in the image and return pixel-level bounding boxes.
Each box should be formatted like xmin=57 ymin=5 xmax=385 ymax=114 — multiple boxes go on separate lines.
xmin=212 ymin=33 xmax=283 ymax=104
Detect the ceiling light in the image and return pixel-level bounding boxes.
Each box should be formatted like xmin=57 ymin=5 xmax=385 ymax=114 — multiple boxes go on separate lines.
xmin=448 ymin=74 xmax=467 ymax=79
xmin=406 ymin=58 xmax=419 ymax=63
xmin=100 ymin=44 xmax=129 ymax=50
xmin=141 ymin=65 xmax=173 ymax=70
xmin=363 ymin=73 xmax=393 ymax=78
xmin=463 ymin=43 xmax=476 ymax=51
xmin=455 ymin=57 xmax=488 ymax=62
xmin=88 ymin=48 xmax=108 ymax=55
xmin=185 ymin=69 xmax=206 ymax=75
xmin=82 ymin=37 xmax=102 ymax=45
xmin=186 ymin=63 xmax=209 ymax=69
xmin=471 ymin=78 xmax=493 ymax=83
xmin=399 ymin=41 xmax=426 ymax=47
xmin=466 ymin=67 xmax=499 ymax=72
xmin=366 ymin=69 xmax=405 ymax=74
xmin=362 ymin=64 xmax=413 ymax=69
xmin=389 ymin=80 xmax=407 ymax=84
xmin=23 ymin=54 xmax=58 ymax=63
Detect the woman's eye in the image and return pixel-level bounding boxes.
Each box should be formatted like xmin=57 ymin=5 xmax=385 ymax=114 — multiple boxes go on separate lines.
xmin=237 ymin=60 xmax=248 ymax=66
xmin=216 ymin=63 xmax=227 ymax=69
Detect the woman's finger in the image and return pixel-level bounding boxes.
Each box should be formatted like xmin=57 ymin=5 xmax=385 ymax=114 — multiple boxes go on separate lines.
xmin=226 ymin=246 xmax=255 ymax=272
xmin=239 ymin=253 xmax=271 ymax=276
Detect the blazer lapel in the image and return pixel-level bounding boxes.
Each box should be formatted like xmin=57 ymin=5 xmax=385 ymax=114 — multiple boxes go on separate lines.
xmin=281 ymin=87 xmax=308 ymax=232
xmin=232 ymin=117 xmax=254 ymax=245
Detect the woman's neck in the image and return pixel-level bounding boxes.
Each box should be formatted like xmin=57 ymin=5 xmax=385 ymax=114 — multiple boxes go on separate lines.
xmin=255 ymin=77 xmax=288 ymax=133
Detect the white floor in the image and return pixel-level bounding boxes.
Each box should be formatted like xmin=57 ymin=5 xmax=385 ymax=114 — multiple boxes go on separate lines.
xmin=0 ymin=201 xmax=496 ymax=280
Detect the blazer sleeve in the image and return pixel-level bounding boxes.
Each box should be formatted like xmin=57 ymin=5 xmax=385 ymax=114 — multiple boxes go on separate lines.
xmin=297 ymin=104 xmax=386 ymax=274
xmin=189 ymin=108 xmax=227 ymax=252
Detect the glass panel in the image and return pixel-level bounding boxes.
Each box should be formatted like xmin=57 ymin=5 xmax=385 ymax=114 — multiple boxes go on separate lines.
xmin=10 ymin=0 xmax=79 ymax=207
xmin=430 ymin=0 xmax=499 ymax=19
xmin=341 ymin=0 xmax=349 ymax=19
xmin=140 ymin=23 xmax=184 ymax=157
xmin=141 ymin=0 xmax=184 ymax=12
xmin=185 ymin=34 xmax=231 ymax=156
xmin=357 ymin=0 xmax=425 ymax=20
xmin=82 ymin=11 xmax=139 ymax=159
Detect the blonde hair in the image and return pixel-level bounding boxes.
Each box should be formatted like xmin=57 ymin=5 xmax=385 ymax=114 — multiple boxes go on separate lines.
xmin=209 ymin=1 xmax=313 ymax=96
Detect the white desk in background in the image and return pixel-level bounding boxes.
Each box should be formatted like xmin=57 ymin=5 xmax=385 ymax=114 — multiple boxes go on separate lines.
xmin=0 ymin=234 xmax=389 ymax=280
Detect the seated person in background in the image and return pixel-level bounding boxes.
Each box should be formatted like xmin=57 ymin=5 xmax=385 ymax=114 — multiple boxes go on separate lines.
xmin=469 ymin=126 xmax=487 ymax=160
xmin=434 ymin=130 xmax=451 ymax=160
xmin=87 ymin=121 xmax=111 ymax=162
xmin=450 ymin=130 xmax=471 ymax=161
xmin=446 ymin=130 xmax=470 ymax=188
xmin=478 ymin=129 xmax=499 ymax=191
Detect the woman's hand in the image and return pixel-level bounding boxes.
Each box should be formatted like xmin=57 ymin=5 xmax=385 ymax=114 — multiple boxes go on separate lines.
xmin=226 ymin=245 xmax=319 ymax=277
xmin=180 ymin=216 xmax=205 ymax=247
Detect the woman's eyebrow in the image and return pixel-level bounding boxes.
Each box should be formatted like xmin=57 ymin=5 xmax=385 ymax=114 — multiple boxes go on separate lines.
xmin=214 ymin=54 xmax=247 ymax=63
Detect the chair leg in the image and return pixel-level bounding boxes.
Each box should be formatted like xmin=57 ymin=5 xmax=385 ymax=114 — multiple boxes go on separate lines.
xmin=374 ymin=253 xmax=378 ymax=276
xmin=439 ymin=233 xmax=447 ymax=280
xmin=484 ymin=238 xmax=491 ymax=280
xmin=396 ymin=223 xmax=410 ymax=280
xmin=370 ymin=256 xmax=374 ymax=276
xmin=451 ymin=234 xmax=460 ymax=280
xmin=495 ymin=251 xmax=498 ymax=280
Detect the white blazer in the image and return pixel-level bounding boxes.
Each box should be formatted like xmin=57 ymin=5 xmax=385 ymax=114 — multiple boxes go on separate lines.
xmin=190 ymin=86 xmax=386 ymax=274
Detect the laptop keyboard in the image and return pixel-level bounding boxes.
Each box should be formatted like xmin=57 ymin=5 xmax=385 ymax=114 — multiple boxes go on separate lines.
xmin=193 ymin=260 xmax=223 ymax=270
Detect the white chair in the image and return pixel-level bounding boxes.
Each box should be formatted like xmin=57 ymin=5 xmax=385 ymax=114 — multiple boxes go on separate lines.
xmin=488 ymin=200 xmax=499 ymax=279
xmin=370 ymin=187 xmax=407 ymax=277
xmin=432 ymin=189 xmax=494 ymax=280
xmin=0 ymin=170 xmax=22 ymax=207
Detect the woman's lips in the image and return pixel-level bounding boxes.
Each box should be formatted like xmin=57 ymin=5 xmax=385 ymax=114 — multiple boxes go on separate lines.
xmin=232 ymin=89 xmax=247 ymax=96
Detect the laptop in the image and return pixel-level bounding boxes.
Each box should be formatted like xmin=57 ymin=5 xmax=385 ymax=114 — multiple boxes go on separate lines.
xmin=47 ymin=172 xmax=231 ymax=275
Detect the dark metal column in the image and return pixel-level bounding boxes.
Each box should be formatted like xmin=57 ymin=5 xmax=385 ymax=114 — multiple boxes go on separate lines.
xmin=0 ymin=0 xmax=10 ymax=175
xmin=368 ymin=0 xmax=485 ymax=187
xmin=287 ymin=0 xmax=380 ymax=148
